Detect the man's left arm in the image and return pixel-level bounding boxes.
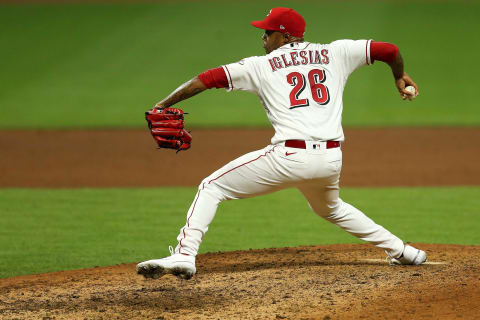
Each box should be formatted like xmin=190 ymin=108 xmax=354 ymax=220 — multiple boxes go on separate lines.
xmin=147 ymin=69 xmax=226 ymax=152
xmin=154 ymin=77 xmax=208 ymax=109
xmin=154 ymin=65 xmax=233 ymax=109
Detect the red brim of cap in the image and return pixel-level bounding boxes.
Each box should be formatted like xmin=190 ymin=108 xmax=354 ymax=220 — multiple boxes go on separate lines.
xmin=250 ymin=20 xmax=270 ymax=30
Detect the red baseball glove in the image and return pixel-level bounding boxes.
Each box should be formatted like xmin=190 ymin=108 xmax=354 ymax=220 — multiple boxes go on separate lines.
xmin=145 ymin=107 xmax=192 ymax=152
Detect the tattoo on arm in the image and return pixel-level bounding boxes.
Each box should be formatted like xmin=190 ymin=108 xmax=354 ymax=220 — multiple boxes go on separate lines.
xmin=156 ymin=77 xmax=207 ymax=108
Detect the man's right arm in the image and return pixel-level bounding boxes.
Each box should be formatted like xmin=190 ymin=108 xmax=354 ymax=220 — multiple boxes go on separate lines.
xmin=371 ymin=41 xmax=419 ymax=100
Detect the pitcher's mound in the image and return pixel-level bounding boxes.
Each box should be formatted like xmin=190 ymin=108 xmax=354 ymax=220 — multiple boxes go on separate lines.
xmin=1 ymin=243 xmax=479 ymax=319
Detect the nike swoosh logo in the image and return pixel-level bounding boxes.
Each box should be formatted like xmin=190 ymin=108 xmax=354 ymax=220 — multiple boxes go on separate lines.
xmin=285 ymin=152 xmax=297 ymax=156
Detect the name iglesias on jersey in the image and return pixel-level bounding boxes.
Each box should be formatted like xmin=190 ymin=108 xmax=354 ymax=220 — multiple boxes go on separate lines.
xmin=268 ymin=49 xmax=329 ymax=72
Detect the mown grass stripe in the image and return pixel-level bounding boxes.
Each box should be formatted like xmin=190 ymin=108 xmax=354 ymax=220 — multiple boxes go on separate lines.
xmin=0 ymin=186 xmax=478 ymax=278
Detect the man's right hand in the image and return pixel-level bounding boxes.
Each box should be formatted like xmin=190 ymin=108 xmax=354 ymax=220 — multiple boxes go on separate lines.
xmin=395 ymin=72 xmax=419 ymax=100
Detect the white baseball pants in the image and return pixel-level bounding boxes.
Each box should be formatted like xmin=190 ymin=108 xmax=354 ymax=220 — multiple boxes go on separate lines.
xmin=175 ymin=143 xmax=404 ymax=258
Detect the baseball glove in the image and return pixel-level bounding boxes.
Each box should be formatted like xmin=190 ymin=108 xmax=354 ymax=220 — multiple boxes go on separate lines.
xmin=145 ymin=107 xmax=192 ymax=152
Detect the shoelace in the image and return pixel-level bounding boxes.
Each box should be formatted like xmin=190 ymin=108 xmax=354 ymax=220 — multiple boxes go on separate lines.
xmin=169 ymin=245 xmax=175 ymax=256
xmin=386 ymin=248 xmax=409 ymax=265
xmin=385 ymin=255 xmax=395 ymax=265
xmin=385 ymin=250 xmax=403 ymax=265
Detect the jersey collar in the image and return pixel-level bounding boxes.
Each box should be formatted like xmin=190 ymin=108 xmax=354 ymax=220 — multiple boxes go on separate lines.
xmin=277 ymin=41 xmax=311 ymax=51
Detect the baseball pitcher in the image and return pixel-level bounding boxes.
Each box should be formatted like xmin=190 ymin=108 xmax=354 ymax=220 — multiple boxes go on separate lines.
xmin=138 ymin=7 xmax=426 ymax=280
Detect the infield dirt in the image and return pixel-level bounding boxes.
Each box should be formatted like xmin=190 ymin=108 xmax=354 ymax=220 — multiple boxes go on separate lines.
xmin=1 ymin=244 xmax=479 ymax=320
xmin=1 ymin=128 xmax=479 ymax=188
xmin=1 ymin=128 xmax=480 ymax=319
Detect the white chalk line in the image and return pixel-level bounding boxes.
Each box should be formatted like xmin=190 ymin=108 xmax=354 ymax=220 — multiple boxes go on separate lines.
xmin=361 ymin=259 xmax=447 ymax=265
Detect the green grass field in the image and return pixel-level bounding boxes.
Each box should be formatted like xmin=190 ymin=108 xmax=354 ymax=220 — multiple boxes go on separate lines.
xmin=1 ymin=186 xmax=478 ymax=278
xmin=1 ymin=0 xmax=479 ymax=128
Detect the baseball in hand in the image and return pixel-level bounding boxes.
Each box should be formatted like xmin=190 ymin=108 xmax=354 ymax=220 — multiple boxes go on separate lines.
xmin=404 ymin=86 xmax=417 ymax=101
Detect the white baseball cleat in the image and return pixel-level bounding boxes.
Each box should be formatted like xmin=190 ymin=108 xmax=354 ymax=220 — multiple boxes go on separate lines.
xmin=136 ymin=246 xmax=196 ymax=280
xmin=386 ymin=244 xmax=427 ymax=265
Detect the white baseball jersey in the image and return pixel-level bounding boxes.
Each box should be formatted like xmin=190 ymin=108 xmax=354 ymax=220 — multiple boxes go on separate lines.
xmin=222 ymin=40 xmax=372 ymax=144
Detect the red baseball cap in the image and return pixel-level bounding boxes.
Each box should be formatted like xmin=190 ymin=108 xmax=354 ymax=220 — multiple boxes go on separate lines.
xmin=250 ymin=7 xmax=306 ymax=38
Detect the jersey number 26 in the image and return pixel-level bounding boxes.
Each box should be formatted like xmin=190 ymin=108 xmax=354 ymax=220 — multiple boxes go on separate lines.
xmin=286 ymin=69 xmax=330 ymax=109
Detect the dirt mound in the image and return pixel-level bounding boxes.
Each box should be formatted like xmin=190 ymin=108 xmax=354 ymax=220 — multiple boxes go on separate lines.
xmin=1 ymin=244 xmax=479 ymax=319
